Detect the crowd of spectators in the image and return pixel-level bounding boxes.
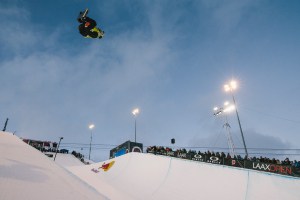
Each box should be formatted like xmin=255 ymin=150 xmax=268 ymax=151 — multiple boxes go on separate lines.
xmin=24 ymin=139 xmax=87 ymax=164
xmin=28 ymin=142 xmax=69 ymax=154
xmin=146 ymin=145 xmax=300 ymax=169
xmin=71 ymin=151 xmax=95 ymax=164
xmin=33 ymin=145 xmax=57 ymax=153
xmin=71 ymin=151 xmax=86 ymax=163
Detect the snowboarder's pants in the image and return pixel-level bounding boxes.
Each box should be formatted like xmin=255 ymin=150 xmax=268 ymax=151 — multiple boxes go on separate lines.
xmin=85 ymin=27 xmax=104 ymax=38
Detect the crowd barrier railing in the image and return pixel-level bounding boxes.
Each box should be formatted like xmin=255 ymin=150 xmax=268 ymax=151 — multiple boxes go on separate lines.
xmin=147 ymin=150 xmax=300 ymax=177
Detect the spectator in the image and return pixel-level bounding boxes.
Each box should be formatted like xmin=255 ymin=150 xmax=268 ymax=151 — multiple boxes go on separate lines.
xmin=293 ymin=160 xmax=300 ymax=168
xmin=282 ymin=157 xmax=291 ymax=165
xmin=226 ymin=153 xmax=232 ymax=160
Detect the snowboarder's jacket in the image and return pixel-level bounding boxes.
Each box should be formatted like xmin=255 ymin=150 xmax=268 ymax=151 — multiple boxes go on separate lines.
xmin=78 ymin=17 xmax=102 ymax=38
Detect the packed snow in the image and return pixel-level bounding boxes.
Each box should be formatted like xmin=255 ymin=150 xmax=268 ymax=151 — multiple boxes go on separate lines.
xmin=44 ymin=152 xmax=85 ymax=167
xmin=0 ymin=132 xmax=108 ymax=200
xmin=1 ymin=131 xmax=300 ymax=200
xmin=68 ymin=152 xmax=300 ymax=200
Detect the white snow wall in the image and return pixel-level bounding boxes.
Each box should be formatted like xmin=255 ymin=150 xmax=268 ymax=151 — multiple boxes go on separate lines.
xmin=68 ymin=152 xmax=300 ymax=200
xmin=0 ymin=132 xmax=108 ymax=200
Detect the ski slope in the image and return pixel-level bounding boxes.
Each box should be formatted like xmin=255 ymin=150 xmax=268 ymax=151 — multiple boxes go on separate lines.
xmin=0 ymin=132 xmax=108 ymax=200
xmin=68 ymin=152 xmax=300 ymax=200
xmin=44 ymin=152 xmax=85 ymax=167
xmin=1 ymin=131 xmax=300 ymax=200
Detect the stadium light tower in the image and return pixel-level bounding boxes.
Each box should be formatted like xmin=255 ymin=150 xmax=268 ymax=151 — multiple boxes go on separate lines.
xmin=88 ymin=124 xmax=95 ymax=160
xmin=213 ymin=101 xmax=236 ymax=157
xmin=224 ymin=80 xmax=248 ymax=157
xmin=132 ymin=108 xmax=139 ymax=143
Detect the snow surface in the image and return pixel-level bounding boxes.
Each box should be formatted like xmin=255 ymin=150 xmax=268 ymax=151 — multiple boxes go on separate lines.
xmin=68 ymin=152 xmax=300 ymax=200
xmin=0 ymin=132 xmax=108 ymax=200
xmin=45 ymin=152 xmax=85 ymax=167
xmin=1 ymin=131 xmax=300 ymax=200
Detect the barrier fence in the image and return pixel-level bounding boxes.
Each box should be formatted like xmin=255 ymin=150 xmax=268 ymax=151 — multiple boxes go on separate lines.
xmin=147 ymin=150 xmax=300 ymax=177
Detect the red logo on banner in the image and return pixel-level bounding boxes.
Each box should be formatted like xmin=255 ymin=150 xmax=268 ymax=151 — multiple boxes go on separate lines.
xmin=91 ymin=161 xmax=115 ymax=173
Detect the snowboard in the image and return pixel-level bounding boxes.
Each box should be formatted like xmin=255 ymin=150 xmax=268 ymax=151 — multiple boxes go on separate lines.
xmin=77 ymin=8 xmax=89 ymax=22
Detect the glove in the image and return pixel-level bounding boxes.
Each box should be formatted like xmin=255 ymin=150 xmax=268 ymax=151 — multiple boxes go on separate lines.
xmin=85 ymin=22 xmax=91 ymax=27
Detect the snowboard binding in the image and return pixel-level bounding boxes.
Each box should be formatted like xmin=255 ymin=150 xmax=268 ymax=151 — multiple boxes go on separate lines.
xmin=77 ymin=8 xmax=89 ymax=23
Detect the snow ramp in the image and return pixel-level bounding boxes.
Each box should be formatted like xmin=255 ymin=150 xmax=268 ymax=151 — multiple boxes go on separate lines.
xmin=45 ymin=152 xmax=85 ymax=167
xmin=0 ymin=132 xmax=108 ymax=200
xmin=68 ymin=152 xmax=300 ymax=200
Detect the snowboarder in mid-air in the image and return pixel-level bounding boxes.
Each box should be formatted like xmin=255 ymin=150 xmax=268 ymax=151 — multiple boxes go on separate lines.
xmin=77 ymin=9 xmax=104 ymax=39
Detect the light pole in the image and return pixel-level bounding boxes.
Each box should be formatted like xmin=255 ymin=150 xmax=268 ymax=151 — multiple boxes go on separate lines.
xmin=213 ymin=101 xmax=236 ymax=157
xmin=224 ymin=80 xmax=248 ymax=157
xmin=132 ymin=108 xmax=139 ymax=143
xmin=54 ymin=137 xmax=63 ymax=161
xmin=88 ymin=124 xmax=95 ymax=160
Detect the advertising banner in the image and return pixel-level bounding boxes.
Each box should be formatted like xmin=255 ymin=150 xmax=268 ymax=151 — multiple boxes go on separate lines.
xmin=110 ymin=140 xmax=143 ymax=158
xmin=246 ymin=161 xmax=293 ymax=176
xmin=147 ymin=150 xmax=300 ymax=177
